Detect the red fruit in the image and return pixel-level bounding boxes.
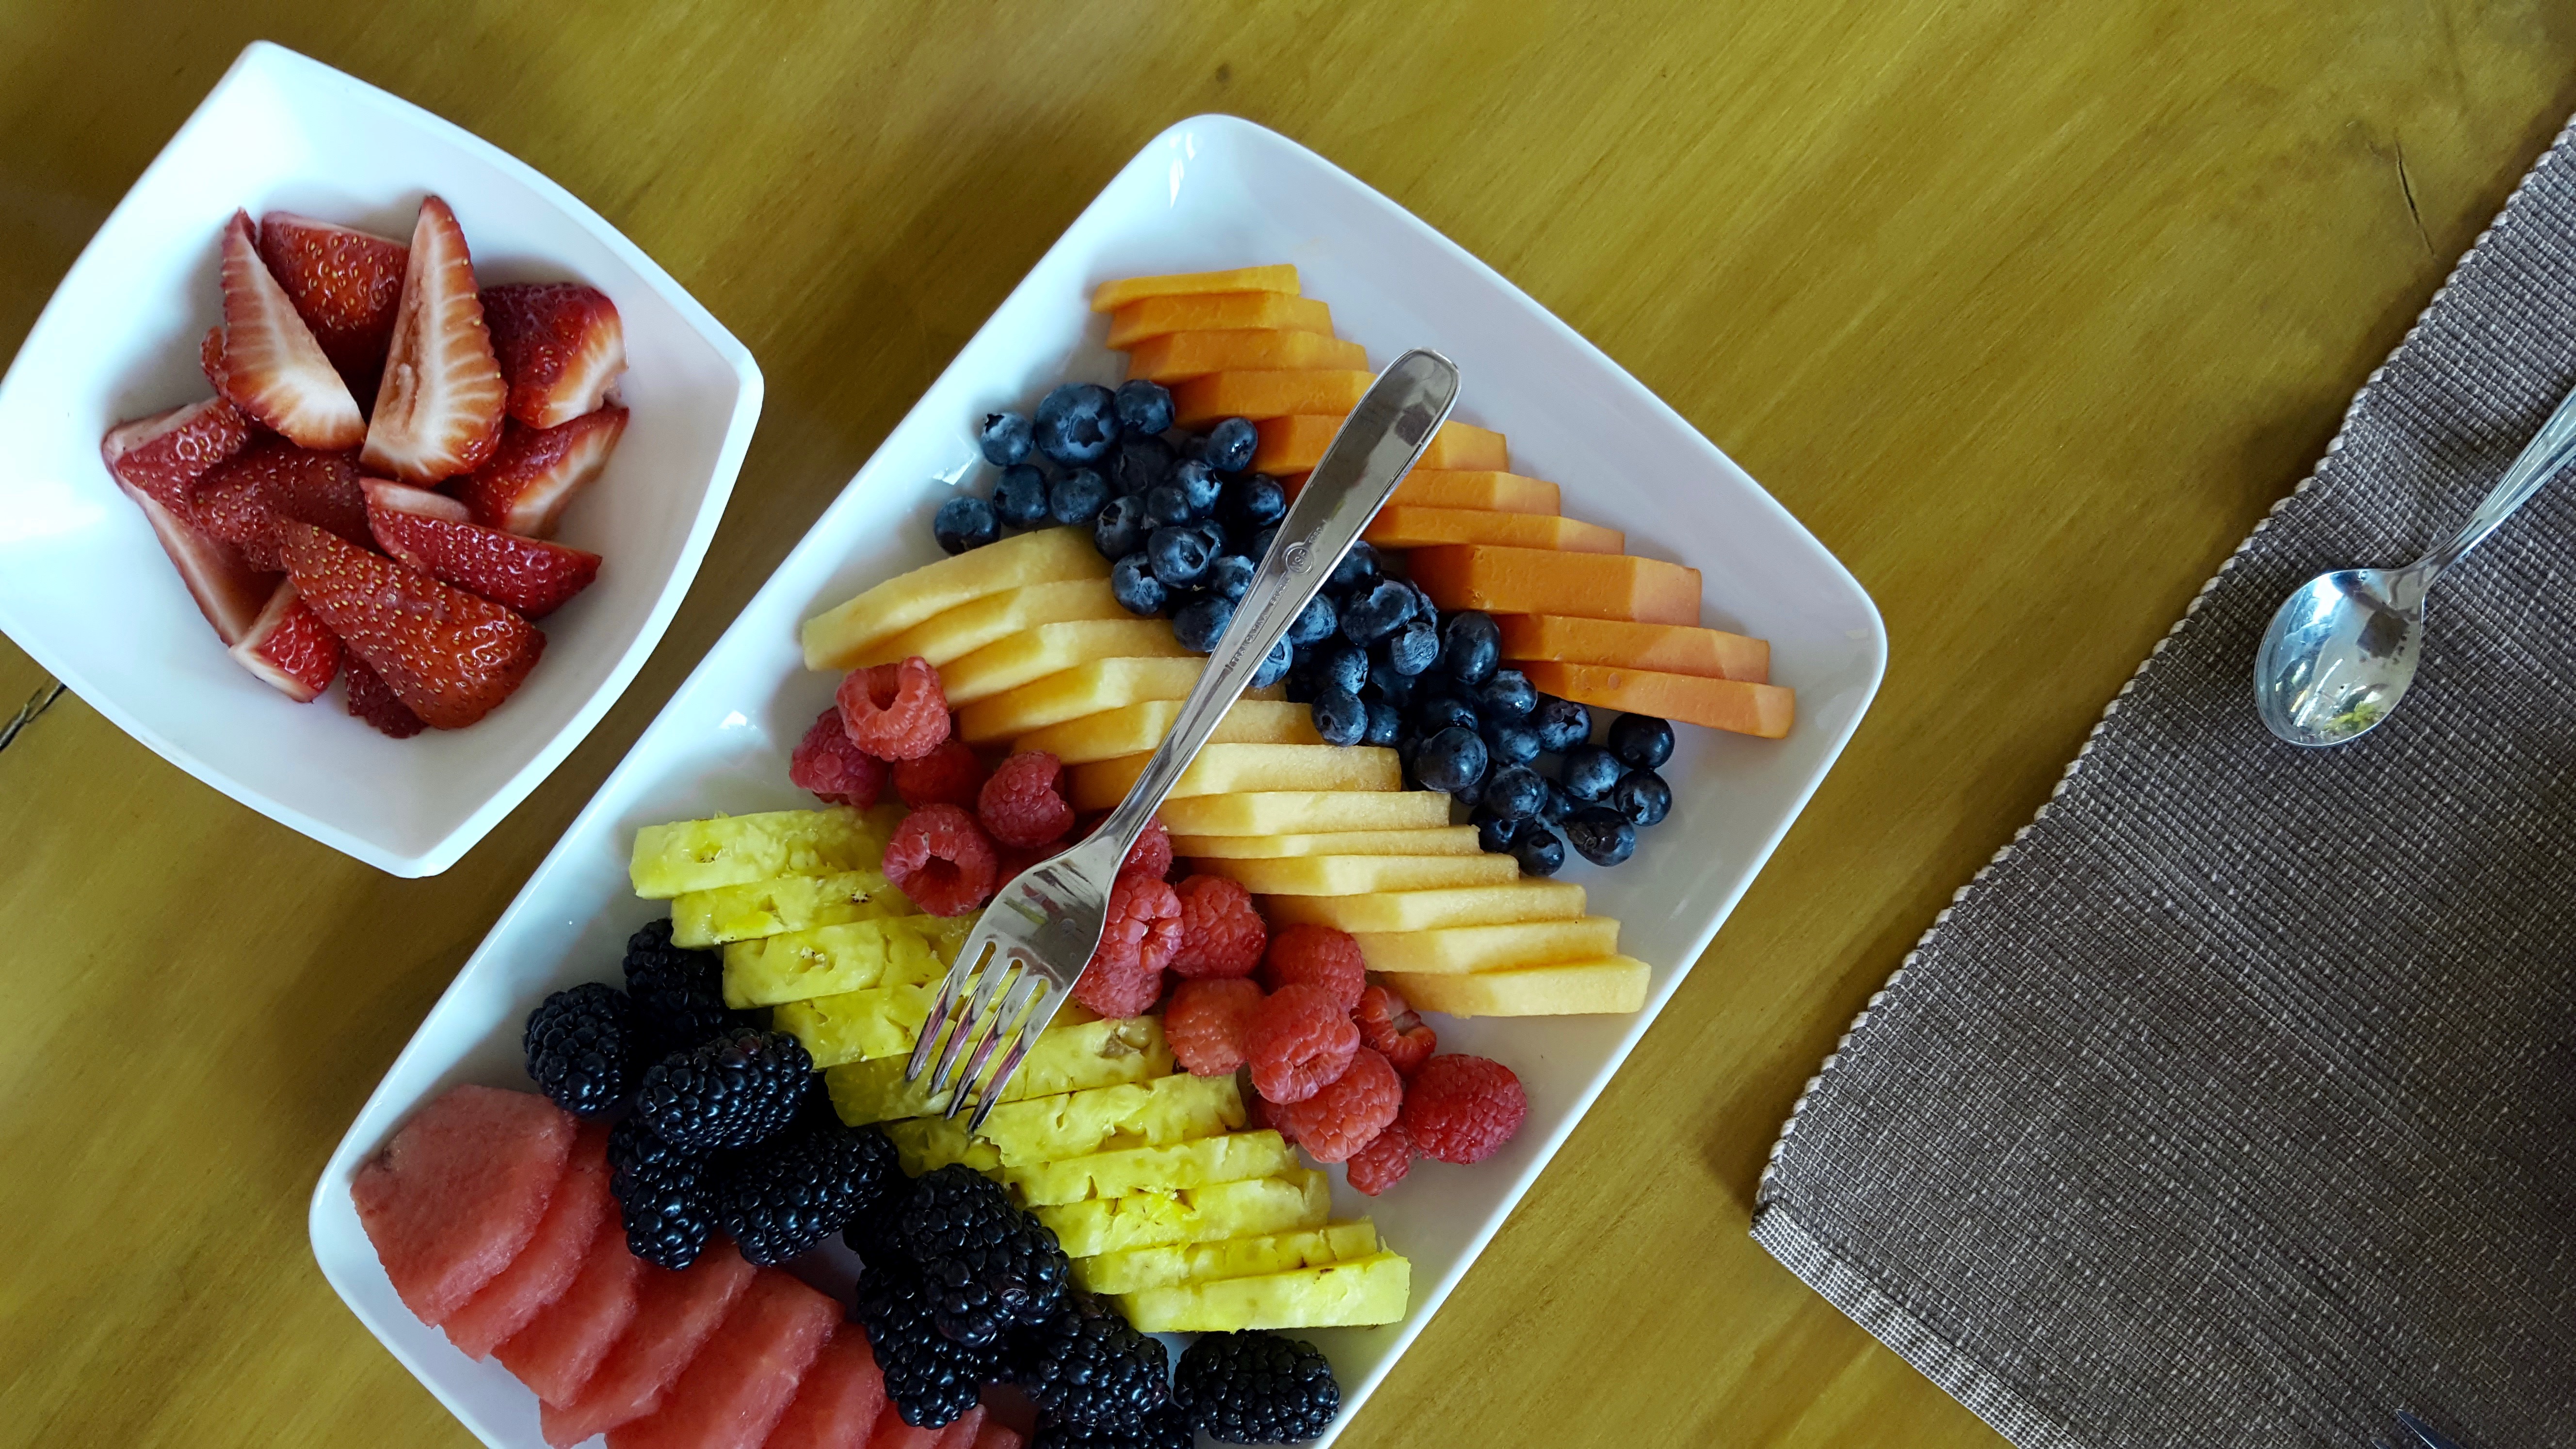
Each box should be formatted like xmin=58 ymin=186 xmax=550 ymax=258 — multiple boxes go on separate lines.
xmin=367 ymin=489 xmax=602 ymax=617
xmin=483 ymin=282 xmax=627 ymax=428
xmin=606 ymin=1268 xmax=837 ymax=1449
xmin=1165 ymin=977 xmax=1264 ymax=1077
xmin=882 ymin=804 xmax=999 ymax=918
xmin=200 ymin=326 xmax=233 ymax=401
xmin=977 ymin=750 xmax=1074 ymax=848
xmin=448 ymin=408 xmax=627 ymax=539
xmin=1243 ymin=982 xmax=1358 ymax=1106
xmin=101 ymin=395 xmax=254 ymax=514
xmin=494 ymin=1222 xmax=642 ymax=1404
xmin=789 ymin=707 xmax=887 ymax=807
xmin=1353 ymin=984 xmax=1436 ymax=1077
xmin=227 ymin=580 xmax=341 ymax=702
xmin=363 ymin=196 xmax=506 ymax=483
xmin=1399 ymin=1054 xmax=1528 ymax=1165
xmin=893 ymin=736 xmax=984 ymax=810
xmin=1270 ymin=1047 xmax=1402 ymax=1164
xmin=969 ymin=1417 xmax=1024 ymax=1449
xmin=257 ymin=211 xmax=408 ymax=397
xmin=360 ymin=475 xmax=470 ymax=521
xmin=540 ymin=1244 xmax=756 ymax=1448
xmin=838 ymin=656 xmax=950 ymax=762
xmin=191 ymin=437 xmax=370 ymax=571
xmin=1260 ymin=924 xmax=1366 ymax=1012
xmin=1345 ymin=1123 xmax=1413 ymax=1196
xmin=1083 ymin=816 xmax=1172 ymax=879
xmin=1073 ymin=871 xmax=1183 ymax=1018
xmin=344 ymin=657 xmax=427 ymax=739
xmin=112 ymin=477 xmax=274 ymax=645
xmin=281 ymin=520 xmax=546 ymax=729
xmin=930 ymin=1405 xmax=989 ymax=1449
xmin=1167 ymin=874 xmax=1265 ymax=980
xmin=762 ymin=1330 xmax=885 ymax=1449
xmin=218 ymin=210 xmax=365 ymax=448
xmin=445 ymin=1119 xmax=612 ymax=1360
xmin=350 ymin=1084 xmax=575 ymax=1326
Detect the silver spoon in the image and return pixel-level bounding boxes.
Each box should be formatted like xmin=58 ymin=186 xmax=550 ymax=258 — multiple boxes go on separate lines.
xmin=2254 ymin=381 xmax=2576 ymax=746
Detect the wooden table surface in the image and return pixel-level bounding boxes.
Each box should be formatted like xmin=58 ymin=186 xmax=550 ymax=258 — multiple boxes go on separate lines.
xmin=3 ymin=3 xmax=2569 ymax=1446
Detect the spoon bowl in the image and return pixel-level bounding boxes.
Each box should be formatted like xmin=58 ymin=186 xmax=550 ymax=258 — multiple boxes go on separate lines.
xmin=2252 ymin=567 xmax=2425 ymax=746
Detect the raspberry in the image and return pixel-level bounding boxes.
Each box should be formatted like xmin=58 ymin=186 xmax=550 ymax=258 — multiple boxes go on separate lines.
xmin=1400 ymin=1054 xmax=1527 ymax=1164
xmin=1165 ymin=978 xmax=1263 ymax=1076
xmin=1345 ymin=1123 xmax=1412 ymax=1195
xmin=1259 ymin=924 xmax=1366 ymax=1011
xmin=1243 ymin=983 xmax=1358 ymax=1106
xmin=789 ymin=707 xmax=887 ymax=807
xmin=1241 ymin=1087 xmax=1287 ymax=1142
xmin=838 ymin=655 xmax=950 ymax=761
xmin=1072 ymin=871 xmax=1181 ymax=1017
xmin=1353 ymin=984 xmax=1436 ymax=1076
xmin=894 ymin=736 xmax=985 ymax=809
xmin=1268 ymin=1048 xmax=1400 ymax=1163
xmin=883 ymin=804 xmax=999 ymax=917
xmin=1125 ymin=819 xmax=1173 ymax=879
xmin=1167 ymin=874 xmax=1266 ymax=979
xmin=978 ymin=750 xmax=1075 ymax=848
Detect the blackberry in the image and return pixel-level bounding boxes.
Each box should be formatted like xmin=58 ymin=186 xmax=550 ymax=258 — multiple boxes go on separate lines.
xmin=1032 ymin=1403 xmax=1195 ymax=1449
xmin=622 ymin=919 xmax=737 ymax=1059
xmin=1009 ymin=1291 xmax=1170 ymax=1431
xmin=846 ymin=1170 xmax=916 ymax=1267
xmin=522 ymin=982 xmax=635 ymax=1116
xmin=636 ymin=1027 xmax=813 ymax=1150
xmin=607 ymin=1116 xmax=715 ymax=1269
xmin=855 ymin=1262 xmax=1004 ymax=1428
xmin=1174 ymin=1331 xmax=1339 ymax=1444
xmin=714 ymin=1120 xmax=901 ymax=1265
xmin=896 ymin=1164 xmax=1069 ymax=1345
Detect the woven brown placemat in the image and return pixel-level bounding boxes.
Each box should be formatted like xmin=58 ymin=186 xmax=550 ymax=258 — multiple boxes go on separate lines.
xmin=1752 ymin=117 xmax=2576 ymax=1449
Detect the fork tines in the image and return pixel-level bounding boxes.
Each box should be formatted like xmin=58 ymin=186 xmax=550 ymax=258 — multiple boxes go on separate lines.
xmin=904 ymin=922 xmax=1060 ymax=1131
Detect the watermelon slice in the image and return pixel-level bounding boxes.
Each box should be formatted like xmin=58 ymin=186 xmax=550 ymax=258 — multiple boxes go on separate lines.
xmin=446 ymin=1120 xmax=612 ymax=1359
xmin=496 ymin=1227 xmax=643 ymax=1405
xmin=352 ymin=1085 xmax=574 ymax=1325
xmin=541 ymin=1243 xmax=757 ymax=1448
xmin=967 ymin=1419 xmax=1022 ymax=1449
xmin=927 ymin=1405 xmax=986 ymax=1449
xmin=866 ymin=1401 xmax=942 ymax=1449
xmin=761 ymin=1330 xmax=886 ymax=1449
xmin=607 ymin=1269 xmax=839 ymax=1449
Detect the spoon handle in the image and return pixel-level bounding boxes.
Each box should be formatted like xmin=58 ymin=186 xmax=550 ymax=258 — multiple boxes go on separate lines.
xmin=2416 ymin=379 xmax=2576 ymax=581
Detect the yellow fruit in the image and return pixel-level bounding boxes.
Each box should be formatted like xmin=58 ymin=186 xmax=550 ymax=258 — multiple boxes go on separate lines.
xmin=957 ymin=659 xmax=1234 ymax=745
xmin=1195 ymin=853 xmax=1519 ymax=896
xmin=671 ymin=869 xmax=911 ymax=948
xmin=882 ymin=1116 xmax=1002 ymax=1176
xmin=630 ymin=805 xmax=903 ymax=898
xmin=1069 ymin=745 xmax=1401 ymax=812
xmin=802 ymin=527 xmax=1107 ymax=671
xmin=773 ymin=983 xmax=938 ymax=1067
xmin=1349 ymin=916 xmax=1622 ymax=974
xmin=977 ymin=1072 xmax=1244 ymax=1167
xmin=1385 ymin=956 xmax=1652 ymax=1015
xmin=1157 ymin=790 xmax=1453 ymax=836
xmin=852 ymin=579 xmax=1127 ymax=669
xmin=1038 ymin=1172 xmax=1329 ymax=1259
xmin=722 ymin=915 xmax=963 ymax=1009
xmin=1013 ymin=699 xmax=1320 ymax=766
xmin=825 ymin=1014 xmax=1172 ymax=1124
xmin=938 ymin=621 xmax=1194 ymax=706
xmin=1263 ymin=880 xmax=1587 ymax=932
xmin=1007 ymin=1130 xmax=1298 ymax=1207
xmin=1172 ymin=826 xmax=1481 ymax=859
xmin=1117 ymin=1251 xmax=1411 ymax=1332
xmin=1074 ymin=1222 xmax=1379 ymax=1295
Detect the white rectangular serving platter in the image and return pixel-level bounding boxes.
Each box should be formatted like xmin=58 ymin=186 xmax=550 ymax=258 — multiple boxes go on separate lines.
xmin=311 ymin=114 xmax=1885 ymax=1447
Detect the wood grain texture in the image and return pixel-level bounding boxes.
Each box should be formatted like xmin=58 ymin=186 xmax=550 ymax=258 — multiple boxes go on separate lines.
xmin=1 ymin=2 xmax=2570 ymax=1446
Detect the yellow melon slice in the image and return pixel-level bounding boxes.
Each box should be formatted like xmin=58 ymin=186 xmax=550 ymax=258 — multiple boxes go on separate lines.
xmin=670 ymin=869 xmax=909 ymax=948
xmin=630 ymin=805 xmax=902 ymax=898
xmin=1075 ymin=1222 xmax=1380 ymax=1295
xmin=1194 ymin=853 xmax=1520 ymax=896
xmin=938 ymin=621 xmax=1194 ymax=706
xmin=853 ymin=579 xmax=1128 ymax=670
xmin=1350 ymin=916 xmax=1622 ymax=975
xmin=1091 ymin=266 xmax=1299 ymax=312
xmin=1386 ymin=956 xmax=1652 ymax=1016
xmin=958 ymin=659 xmax=1238 ymax=745
xmin=1013 ymin=699 xmax=1320 ymax=766
xmin=1007 ymin=1130 xmax=1298 ymax=1207
xmin=1069 ymin=744 xmax=1401 ymax=811
xmin=802 ymin=528 xmax=1107 ymax=671
xmin=1157 ymin=790 xmax=1454 ymax=836
xmin=1117 ymin=1251 xmax=1411 ymax=1332
xmin=721 ymin=915 xmax=964 ymax=1008
xmin=1038 ymin=1172 xmax=1330 ymax=1259
xmin=1172 ymin=826 xmax=1482 ymax=859
xmin=825 ymin=1014 xmax=1171 ymax=1124
xmin=1262 ymin=880 xmax=1588 ymax=931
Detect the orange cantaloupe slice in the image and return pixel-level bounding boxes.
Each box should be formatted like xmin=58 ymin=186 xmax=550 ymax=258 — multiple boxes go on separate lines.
xmin=1126 ymin=329 xmax=1368 ymax=383
xmin=1517 ymin=660 xmax=1795 ymax=739
xmin=1406 ymin=544 xmax=1700 ymax=625
xmin=1107 ymin=294 xmax=1332 ymax=349
xmin=1496 ymin=614 xmax=1769 ymax=683
xmin=1092 ymin=266 xmax=1300 ymax=312
xmin=1362 ymin=506 xmax=1624 ymax=554
xmin=1252 ymin=415 xmax=1507 ymax=475
xmin=1173 ymin=371 xmax=1377 ymax=429
xmin=1392 ymin=470 xmax=1561 ymax=515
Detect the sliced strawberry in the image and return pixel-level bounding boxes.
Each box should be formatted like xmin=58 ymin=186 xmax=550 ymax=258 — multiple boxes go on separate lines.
xmin=101 ymin=396 xmax=254 ymax=514
xmin=199 ymin=327 xmax=237 ymax=404
xmin=190 ymin=438 xmax=370 ymax=572
xmin=218 ymin=210 xmax=364 ymax=450
xmin=366 ymin=492 xmax=601 ymax=618
xmin=482 ymin=283 xmax=625 ymax=429
xmin=360 ymin=476 xmax=471 ymax=523
xmin=113 ymin=478 xmax=277 ymax=645
xmin=227 ymin=579 xmax=341 ymax=702
xmin=280 ymin=520 xmax=543 ymax=729
xmin=257 ymin=212 xmax=408 ymax=399
xmin=343 ymin=657 xmax=427 ymax=738
xmin=363 ymin=196 xmax=505 ymax=485
xmin=447 ymin=407 xmax=626 ymax=539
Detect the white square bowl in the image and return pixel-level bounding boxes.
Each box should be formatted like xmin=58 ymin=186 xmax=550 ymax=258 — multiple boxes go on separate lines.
xmin=311 ymin=115 xmax=1883 ymax=1444
xmin=0 ymin=41 xmax=763 ymax=876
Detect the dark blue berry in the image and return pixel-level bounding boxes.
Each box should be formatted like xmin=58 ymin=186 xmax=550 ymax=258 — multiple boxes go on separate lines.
xmin=1145 ymin=484 xmax=1194 ymax=528
xmin=1449 ymin=773 xmax=1483 ymax=809
xmin=1048 ymin=467 xmax=1110 ymax=527
xmin=1034 ymin=382 xmax=1121 ymax=465
xmin=1172 ymin=594 xmax=1233 ymax=652
xmin=1608 ymin=713 xmax=1675 ymax=770
xmin=1206 ymin=553 xmax=1256 ymax=602
xmin=933 ymin=495 xmax=997 ymax=554
xmin=1145 ymin=525 xmax=1212 ymax=587
xmin=1531 ymin=696 xmax=1591 ymax=754
xmin=1251 ymin=638 xmax=1293 ymax=689
xmin=1415 ymin=725 xmax=1487 ymax=793
xmin=1282 ymin=670 xmax=1318 ymax=705
xmin=1311 ymin=688 xmax=1367 ymax=746
xmin=1412 ymin=693 xmax=1478 ymax=737
xmin=1203 ymin=416 xmax=1257 ymax=472
xmin=1562 ymin=743 xmax=1623 ymax=802
xmin=1476 ymin=668 xmax=1535 ymax=721
xmin=1111 ymin=552 xmax=1166 ymax=615
xmin=1093 ymin=494 xmax=1148 ymax=560
xmin=1368 ymin=657 xmax=1415 ymax=706
xmin=1173 ymin=460 xmax=1222 ymax=517
xmin=1306 ymin=642 xmax=1367 ymax=698
xmin=1192 ymin=518 xmax=1231 ymax=560
xmin=1381 ymin=618 xmax=1439 ymax=676
xmin=1482 ymin=763 xmax=1546 ymax=822
xmin=1364 ymin=700 xmax=1402 ymax=746
xmin=1113 ymin=378 xmax=1175 ymax=435
xmin=1248 ymin=525 xmax=1279 ymax=562
xmin=1611 ymin=769 xmax=1672 ymax=827
xmin=1441 ymin=612 xmax=1500 ymax=686
xmin=1564 ymin=806 xmax=1636 ymax=866
xmin=978 ymin=411 xmax=1033 ymax=467
xmin=1109 ymin=434 xmax=1174 ymax=496
xmin=1325 ymin=543 xmax=1379 ymax=596
xmin=1221 ymin=473 xmax=1287 ymax=531
xmin=992 ymin=465 xmax=1049 ymax=528
xmin=1539 ymin=778 xmax=1574 ymax=825
xmin=1512 ymin=826 xmax=1566 ymax=876
xmin=1473 ymin=809 xmax=1520 ymax=853
xmin=1484 ymin=721 xmax=1539 ymax=767
xmin=1340 ymin=579 xmax=1415 ymax=644
xmin=1287 ymin=595 xmax=1337 ymax=647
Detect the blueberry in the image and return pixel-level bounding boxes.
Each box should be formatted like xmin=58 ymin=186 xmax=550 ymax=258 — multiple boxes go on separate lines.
xmin=1340 ymin=579 xmax=1416 ymax=644
xmin=1308 ymin=641 xmax=1368 ymax=698
xmin=1539 ymin=778 xmax=1574 ymax=826
xmin=1282 ymin=670 xmax=1318 ymax=705
xmin=1381 ymin=617 xmax=1440 ymax=676
xmin=1114 ymin=378 xmax=1175 ymax=435
xmin=1192 ymin=518 xmax=1232 ymax=560
xmin=1312 ymin=688 xmax=1367 ymax=746
xmin=1473 ymin=808 xmax=1521 ymax=853
xmin=1476 ymin=668 xmax=1536 ymax=721
xmin=1512 ymin=826 xmax=1566 ymax=877
xmin=1611 ymin=769 xmax=1672 ymax=827
xmin=1325 ymin=543 xmax=1380 ymax=596
xmin=1145 ymin=484 xmax=1195 ymax=528
xmin=1221 ymin=473 xmax=1288 ymax=531
xmin=1173 ymin=460 xmax=1222 ymax=517
xmin=1562 ymin=743 xmax=1623 ymax=802
xmin=1251 ymin=638 xmax=1294 ymax=689
xmin=1441 ymin=612 xmax=1500 ymax=686
xmin=1046 ymin=467 xmax=1110 ymax=527
xmin=1206 ymin=553 xmax=1256 ymax=603
xmin=1369 ymin=657 xmax=1416 ymax=707
xmin=1608 ymin=713 xmax=1675 ymax=770
xmin=1111 ymin=552 xmax=1166 ymax=615
xmin=1145 ymin=524 xmax=1212 ymax=587
xmin=1109 ymin=434 xmax=1174 ymax=496
xmin=1564 ymin=806 xmax=1636 ymax=866
xmin=978 ymin=411 xmax=1032 ymax=467
xmin=992 ymin=464 xmax=1050 ymax=528
xmin=1449 ymin=774 xmax=1483 ymax=810
xmin=1364 ymin=699 xmax=1403 ymax=746
xmin=1033 ymin=382 xmax=1121 ymax=465
xmin=1531 ymin=695 xmax=1592 ymax=754
xmin=1482 ymin=763 xmax=1546 ymax=822
xmin=1415 ymin=725 xmax=1487 ymax=793
xmin=1093 ymin=493 xmax=1149 ymax=560
xmin=1173 ymin=431 xmax=1207 ymax=464
xmin=1203 ymin=416 xmax=1257 ymax=472
xmin=1483 ymin=721 xmax=1540 ymax=767
xmin=1287 ymin=594 xmax=1337 ymax=647
xmin=1172 ymin=594 xmax=1233 ymax=652
xmin=1412 ymin=693 xmax=1478 ymax=737
xmin=1248 ymin=525 xmax=1279 ymax=562
xmin=933 ymin=495 xmax=998 ymax=554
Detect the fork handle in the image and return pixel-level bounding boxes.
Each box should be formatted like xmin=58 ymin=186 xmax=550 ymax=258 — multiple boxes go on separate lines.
xmin=1095 ymin=349 xmax=1461 ymax=848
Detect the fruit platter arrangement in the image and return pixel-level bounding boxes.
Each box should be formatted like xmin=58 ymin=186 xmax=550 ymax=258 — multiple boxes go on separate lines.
xmin=343 ymin=263 xmax=1799 ymax=1449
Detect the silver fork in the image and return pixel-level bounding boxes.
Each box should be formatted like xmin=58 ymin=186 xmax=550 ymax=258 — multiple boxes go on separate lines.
xmin=903 ymin=348 xmax=1462 ymax=1130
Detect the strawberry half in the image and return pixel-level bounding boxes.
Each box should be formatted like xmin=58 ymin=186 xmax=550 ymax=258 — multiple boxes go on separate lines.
xmin=101 ymin=396 xmax=254 ymax=514
xmin=227 ymin=579 xmax=342 ymax=703
xmin=447 ymin=407 xmax=627 ymax=539
xmin=280 ymin=519 xmax=543 ymax=729
xmin=113 ymin=477 xmax=276 ymax=645
xmin=360 ymin=476 xmax=470 ymax=523
xmin=257 ymin=212 xmax=408 ymax=400
xmin=366 ymin=487 xmax=601 ymax=618
xmin=343 ymin=657 xmax=426 ymax=739
xmin=217 ymin=210 xmax=364 ymax=450
xmin=482 ymin=282 xmax=624 ymax=429
xmin=191 ymin=438 xmax=370 ymax=572
xmin=363 ymin=196 xmax=505 ymax=485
